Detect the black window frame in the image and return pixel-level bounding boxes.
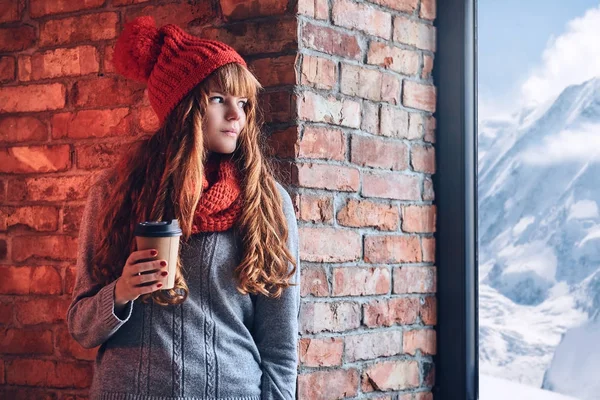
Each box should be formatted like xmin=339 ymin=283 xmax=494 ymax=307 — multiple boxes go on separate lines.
xmin=432 ymin=0 xmax=478 ymax=399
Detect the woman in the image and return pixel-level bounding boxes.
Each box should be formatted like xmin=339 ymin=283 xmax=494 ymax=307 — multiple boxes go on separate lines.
xmin=67 ymin=16 xmax=300 ymax=400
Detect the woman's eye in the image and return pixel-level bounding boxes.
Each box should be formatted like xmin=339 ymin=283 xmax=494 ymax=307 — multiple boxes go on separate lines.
xmin=238 ymin=100 xmax=248 ymax=108
xmin=209 ymin=96 xmax=224 ymax=103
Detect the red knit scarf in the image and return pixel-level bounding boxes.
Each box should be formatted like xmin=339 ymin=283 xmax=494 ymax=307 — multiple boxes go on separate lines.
xmin=191 ymin=155 xmax=244 ymax=233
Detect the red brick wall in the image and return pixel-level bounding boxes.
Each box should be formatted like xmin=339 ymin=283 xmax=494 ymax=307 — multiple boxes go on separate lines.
xmin=0 ymin=0 xmax=436 ymax=399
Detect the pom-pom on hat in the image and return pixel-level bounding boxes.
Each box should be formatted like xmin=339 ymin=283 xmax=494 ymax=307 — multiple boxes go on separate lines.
xmin=113 ymin=16 xmax=247 ymax=124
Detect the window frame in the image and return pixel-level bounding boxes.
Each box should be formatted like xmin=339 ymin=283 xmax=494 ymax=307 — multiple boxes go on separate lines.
xmin=432 ymin=0 xmax=479 ymax=399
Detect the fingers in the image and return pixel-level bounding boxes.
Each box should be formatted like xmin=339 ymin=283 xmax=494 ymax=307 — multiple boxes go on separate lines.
xmin=130 ymin=267 xmax=168 ymax=285
xmin=126 ymin=248 xmax=158 ymax=266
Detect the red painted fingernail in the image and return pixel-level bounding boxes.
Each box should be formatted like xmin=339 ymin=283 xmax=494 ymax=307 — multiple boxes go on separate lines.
xmin=161 ymin=271 xmax=168 ymax=277
xmin=151 ymin=250 xmax=158 ymax=256
xmin=160 ymin=261 xmax=167 ymax=267
xmin=157 ymin=283 xmax=163 ymax=288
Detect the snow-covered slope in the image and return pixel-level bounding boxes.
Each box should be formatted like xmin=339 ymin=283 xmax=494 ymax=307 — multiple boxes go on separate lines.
xmin=478 ymin=77 xmax=600 ymax=396
xmin=481 ymin=374 xmax=579 ymax=400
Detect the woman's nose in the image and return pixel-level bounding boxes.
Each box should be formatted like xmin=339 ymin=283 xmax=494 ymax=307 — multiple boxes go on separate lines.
xmin=226 ymin=103 xmax=242 ymax=120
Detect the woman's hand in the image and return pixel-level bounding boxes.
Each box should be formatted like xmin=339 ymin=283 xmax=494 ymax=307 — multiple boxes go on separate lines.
xmin=114 ymin=249 xmax=169 ymax=306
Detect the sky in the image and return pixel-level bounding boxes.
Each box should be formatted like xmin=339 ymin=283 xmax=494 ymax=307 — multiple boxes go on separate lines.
xmin=478 ymin=0 xmax=600 ymax=120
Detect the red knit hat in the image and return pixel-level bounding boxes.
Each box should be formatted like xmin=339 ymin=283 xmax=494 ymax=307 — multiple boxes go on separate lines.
xmin=113 ymin=16 xmax=247 ymax=124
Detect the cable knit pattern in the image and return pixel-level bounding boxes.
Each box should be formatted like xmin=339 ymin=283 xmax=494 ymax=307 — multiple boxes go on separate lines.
xmin=113 ymin=16 xmax=247 ymax=124
xmin=191 ymin=156 xmax=243 ymax=234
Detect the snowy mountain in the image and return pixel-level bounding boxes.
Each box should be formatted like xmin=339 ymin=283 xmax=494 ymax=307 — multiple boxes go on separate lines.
xmin=478 ymin=77 xmax=600 ymax=396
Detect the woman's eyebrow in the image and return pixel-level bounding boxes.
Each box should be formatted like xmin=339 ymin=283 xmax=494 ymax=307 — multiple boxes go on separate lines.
xmin=209 ymin=92 xmax=248 ymax=99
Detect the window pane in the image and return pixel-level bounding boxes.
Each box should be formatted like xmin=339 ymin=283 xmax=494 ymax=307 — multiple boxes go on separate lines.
xmin=477 ymin=1 xmax=600 ymax=399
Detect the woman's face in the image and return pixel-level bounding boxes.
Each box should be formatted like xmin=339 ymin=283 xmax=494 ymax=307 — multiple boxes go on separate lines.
xmin=202 ymin=89 xmax=248 ymax=154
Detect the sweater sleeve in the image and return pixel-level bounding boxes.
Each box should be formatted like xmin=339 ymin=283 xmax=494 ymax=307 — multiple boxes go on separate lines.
xmin=66 ymin=171 xmax=134 ymax=349
xmin=252 ymin=183 xmax=301 ymax=400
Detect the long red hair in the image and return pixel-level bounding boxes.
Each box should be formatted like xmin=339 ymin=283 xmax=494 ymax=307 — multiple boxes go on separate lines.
xmin=91 ymin=62 xmax=296 ymax=305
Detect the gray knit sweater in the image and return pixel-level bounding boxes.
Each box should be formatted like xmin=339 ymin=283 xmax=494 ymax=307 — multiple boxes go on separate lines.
xmin=67 ymin=171 xmax=300 ymax=400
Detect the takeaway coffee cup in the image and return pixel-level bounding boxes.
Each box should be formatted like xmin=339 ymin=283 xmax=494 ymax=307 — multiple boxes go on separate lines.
xmin=134 ymin=219 xmax=182 ymax=290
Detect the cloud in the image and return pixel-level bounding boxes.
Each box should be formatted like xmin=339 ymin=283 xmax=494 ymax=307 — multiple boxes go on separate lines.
xmin=520 ymin=123 xmax=600 ymax=165
xmin=520 ymin=5 xmax=600 ymax=107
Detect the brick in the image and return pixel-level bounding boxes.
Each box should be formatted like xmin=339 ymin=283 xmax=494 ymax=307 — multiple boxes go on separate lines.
xmin=362 ymin=171 xmax=420 ymax=200
xmin=300 ymin=301 xmax=360 ymax=333
xmin=259 ymin=90 xmax=294 ymax=124
xmin=0 ymin=26 xmax=35 ymax=51
xmin=423 ymin=361 xmax=435 ymax=386
xmin=52 ymin=109 xmax=130 ymax=140
xmin=416 ymin=392 xmax=434 ymax=400
xmin=20 ymin=46 xmax=99 ymax=81
xmin=134 ymin=106 xmax=159 ymax=133
xmin=296 ymin=193 xmax=334 ymax=223
xmin=337 ymin=199 xmax=399 ymax=230
xmin=402 ymin=205 xmax=436 ymax=233
xmin=403 ymin=328 xmax=436 ymax=355
xmin=300 ymin=266 xmax=329 ymax=297
xmin=421 ymin=296 xmax=436 ymax=325
xmin=300 ymin=226 xmax=361 ymax=262
xmin=39 ymin=12 xmax=118 ymax=47
xmin=14 ymin=298 xmax=71 ymax=325
xmin=200 ymin=19 xmax=296 ymax=55
xmin=394 ymin=16 xmax=436 ymax=51
xmin=394 ymin=266 xmax=436 ymax=294
xmin=408 ymin=113 xmax=427 ymax=140
xmin=76 ymin=142 xmax=130 ymax=170
xmin=301 ymin=22 xmax=362 ymax=61
xmin=361 ymin=101 xmax=379 ymax=135
xmin=103 ymin=44 xmax=115 ymax=74
xmin=249 ymin=55 xmax=296 ymax=87
xmin=420 ymin=0 xmax=437 ymax=20
xmin=422 ymin=237 xmax=435 ymax=262
xmin=0 ymin=266 xmax=62 ymax=295
xmin=62 ymin=205 xmax=85 ymax=233
xmin=361 ymin=360 xmax=419 ymax=391
xmin=340 ymin=64 xmax=384 ymax=101
xmin=0 ymin=359 xmax=3 ymax=384
xmin=0 ymin=206 xmax=59 ymax=232
xmin=0 ymin=388 xmax=56 ymax=400
xmin=0 ymin=145 xmax=71 ymax=174
xmin=126 ymin=2 xmax=215 ymax=27
xmin=424 ymin=116 xmax=436 ymax=143
xmin=300 ymin=55 xmax=337 ymax=90
xmin=6 ymin=359 xmax=92 ymax=388
xmin=299 ymin=337 xmax=343 ymax=367
xmin=298 ymin=91 xmax=361 ymax=128
xmin=367 ymin=42 xmax=419 ymax=75
xmin=332 ymin=267 xmax=390 ymax=296
xmin=0 ymin=302 xmax=12 ymax=325
xmin=0 ymin=56 xmax=15 ymax=83
xmin=411 ymin=144 xmax=436 ymax=173
xmin=113 ymin=0 xmax=150 ymax=5
xmin=0 ymin=329 xmax=53 ymax=355
xmin=267 ymin=127 xmax=298 ymax=158
xmin=72 ymin=77 xmax=145 ymax=108
xmin=17 ymin=55 xmax=31 ymax=81
xmin=0 ymin=0 xmax=22 ymax=22
xmin=221 ymin=0 xmax=287 ymax=20
xmin=294 ymin=163 xmax=360 ymax=192
xmin=11 ymin=235 xmax=78 ymax=263
xmin=299 ymin=126 xmax=345 ymax=161
xmin=65 ymin=266 xmax=77 ymax=295
xmin=365 ymin=235 xmax=421 ymax=263
xmin=0 ymin=238 xmax=6 ymax=260
xmin=7 ymin=174 xmax=95 ymax=202
xmin=381 ymin=72 xmax=401 ymax=104
xmin=0 ymin=116 xmax=47 ymax=144
xmin=423 ymin=177 xmax=434 ymax=201
xmin=351 ymin=135 xmax=408 ymax=170
xmin=298 ymin=369 xmax=359 ymax=400
xmin=297 ymin=0 xmax=329 ymax=20
xmin=0 ymin=83 xmax=66 ymax=113
xmin=333 ymin=0 xmax=391 ymax=39
xmin=380 ymin=105 xmax=409 ymax=138
xmin=369 ymin=0 xmax=417 ymax=12
xmin=345 ymin=330 xmax=402 ymax=362
xmin=55 ymin=326 xmax=97 ymax=361
xmin=30 ymin=0 xmax=104 ymax=17
xmin=403 ymin=80 xmax=436 ymax=112
xmin=422 ymin=54 xmax=434 ymax=79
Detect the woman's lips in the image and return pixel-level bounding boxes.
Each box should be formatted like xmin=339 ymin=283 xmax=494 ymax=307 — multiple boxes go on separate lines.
xmin=221 ymin=130 xmax=238 ymax=137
